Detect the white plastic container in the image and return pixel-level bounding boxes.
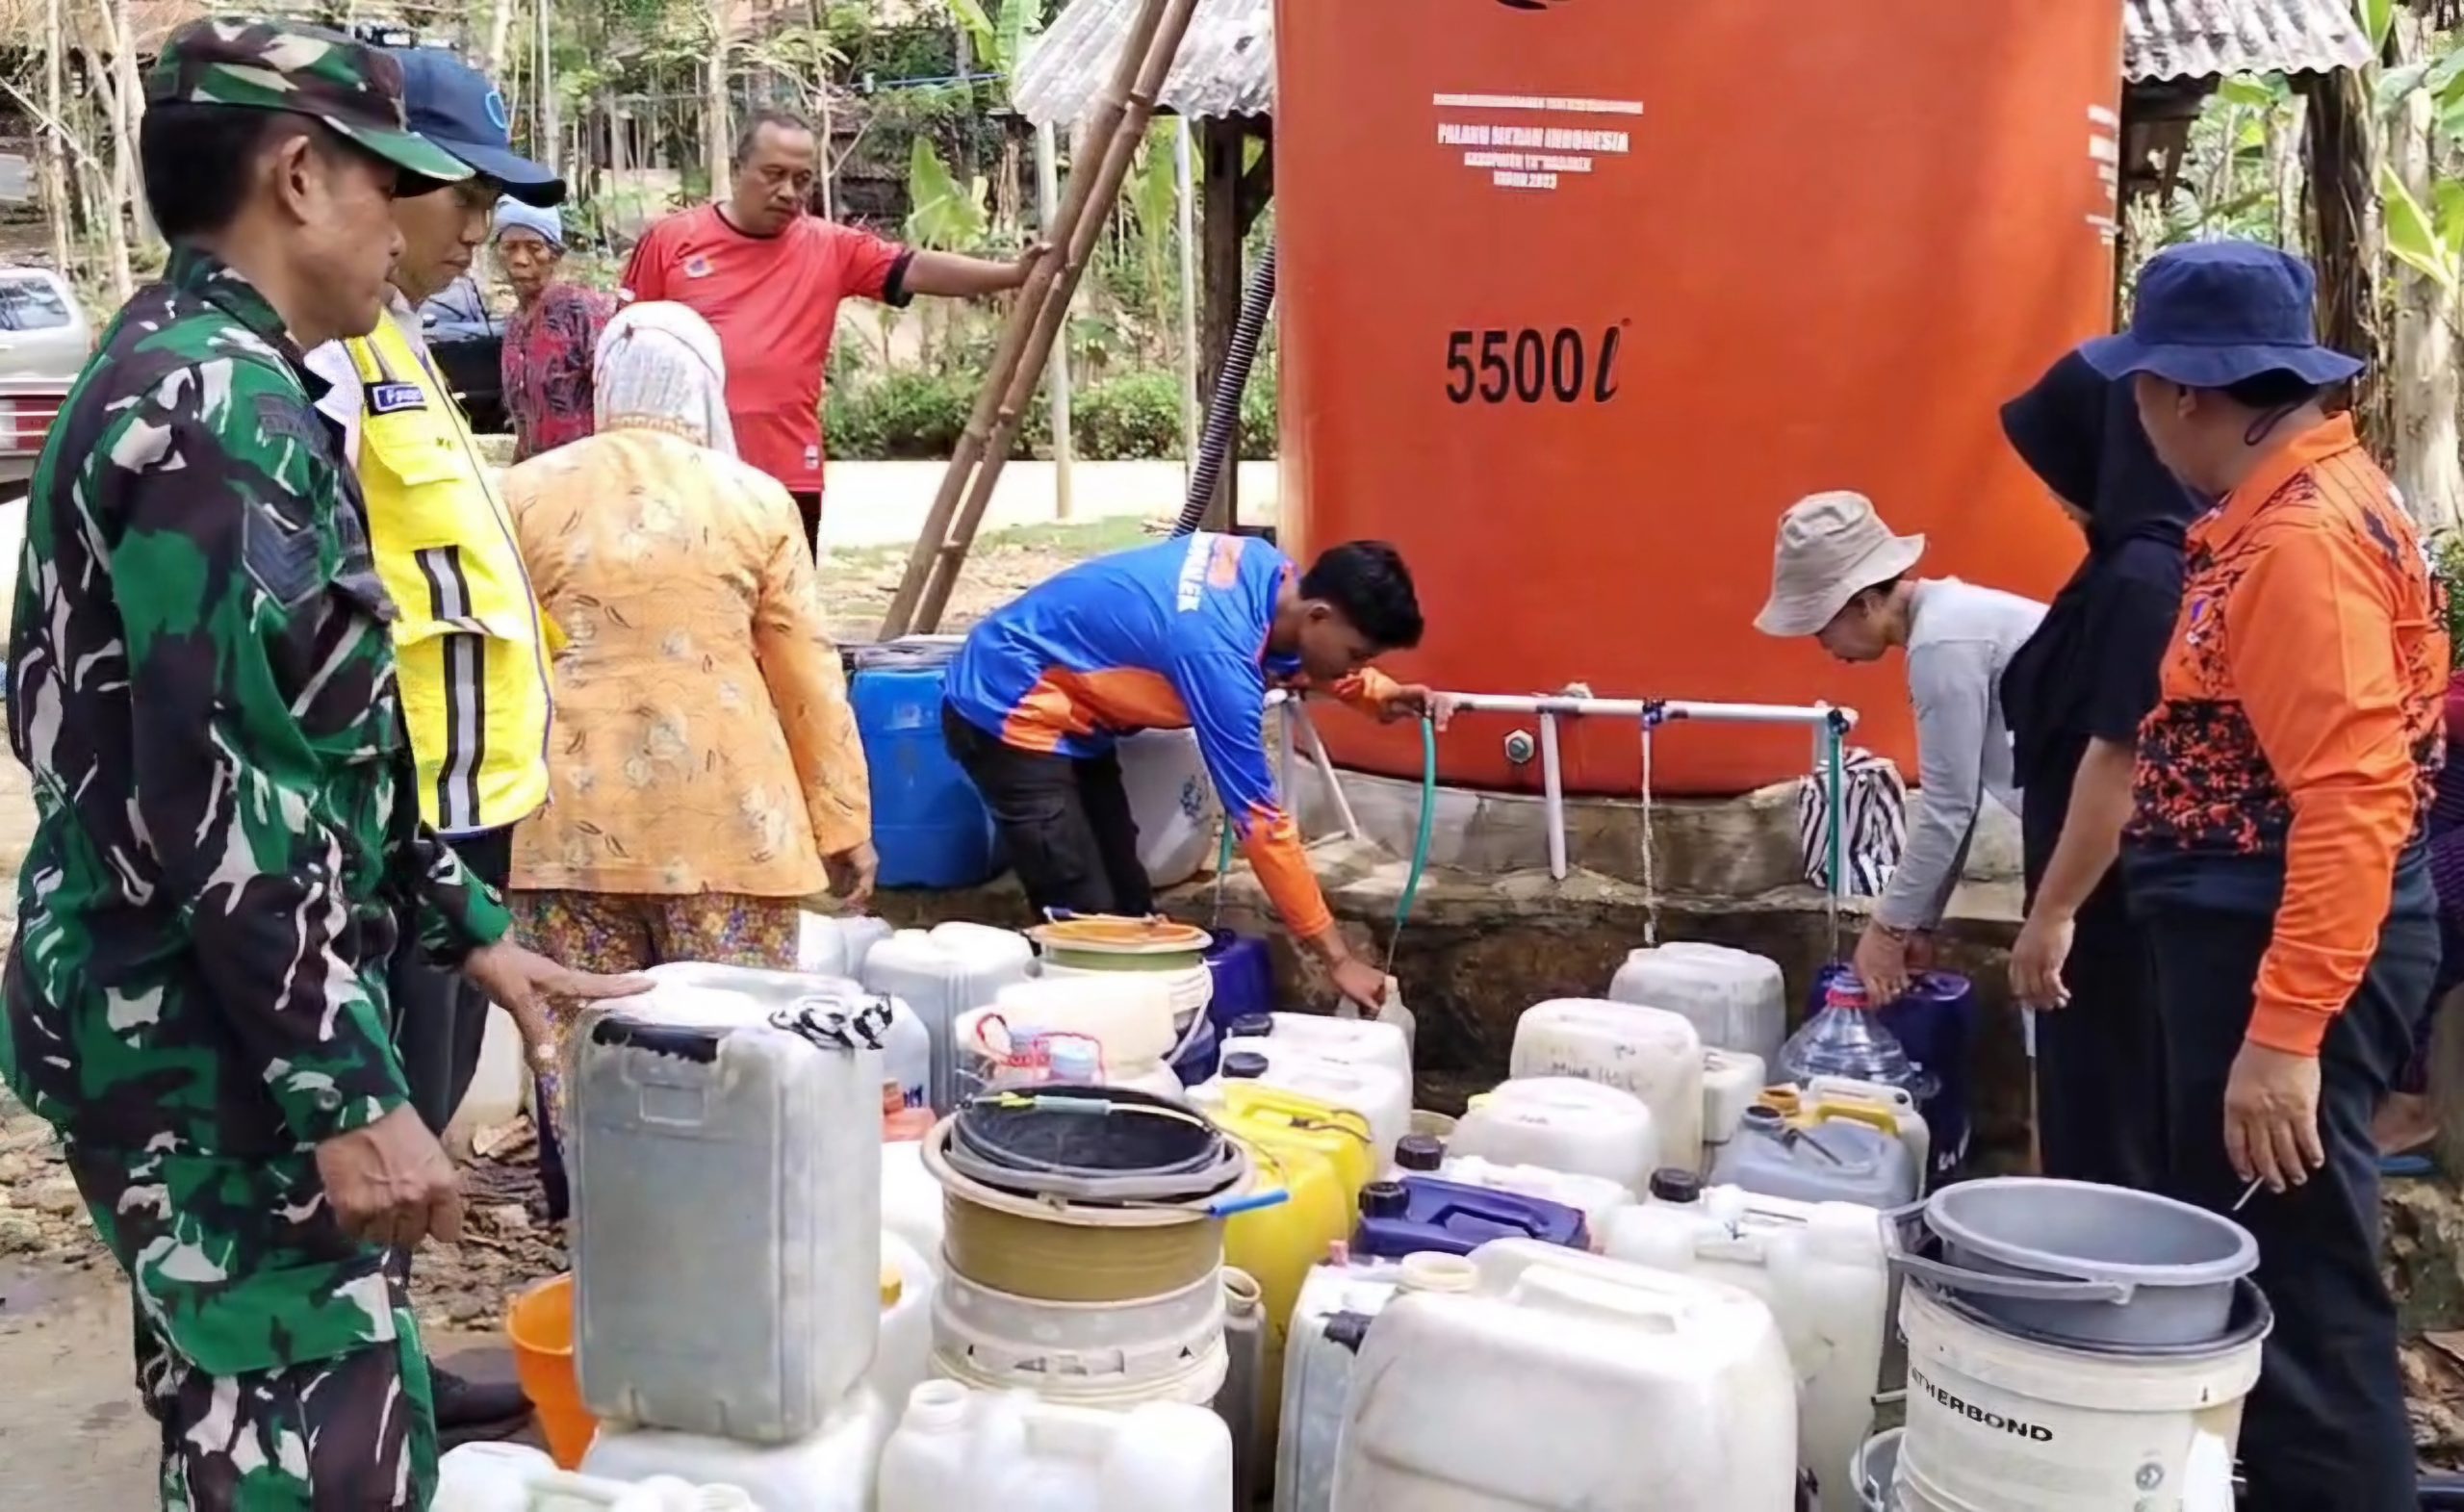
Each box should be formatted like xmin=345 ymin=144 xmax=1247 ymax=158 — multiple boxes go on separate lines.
xmin=883 ymin=1138 xmax=946 ymax=1278
xmin=1222 ymin=1012 xmax=1413 ymax=1084
xmin=1037 ymin=956 xmax=1218 ymax=1033
xmin=1433 ymin=1155 xmax=1633 ymax=1243
xmin=1710 ymin=1107 xmax=1918 ymax=1212
xmin=878 ymin=1232 xmax=937 ymax=1416
xmin=1701 ymin=1048 xmax=1768 ymax=1161
xmin=1509 ymin=998 xmax=1707 ymax=1172
xmin=1275 ymin=1255 xmax=1411 ymax=1512
xmin=571 ymin=968 xmax=882 ymax=1444
xmin=1334 ymin=1243 xmax=1797 ymax=1509
xmin=437 ymin=1444 xmax=757 ymax=1511
xmin=1603 ymin=1181 xmax=1889 ymax=1505
xmin=989 ymin=975 xmax=1181 ymax=1086
xmin=932 ymin=1265 xmax=1230 ymax=1408
xmin=953 ymin=1004 xmax=1186 ymax=1102
xmin=879 ymin=1380 xmax=1235 ymax=1512
xmin=797 ymin=911 xmax=894 ymax=980
xmin=1609 ymin=940 xmax=1788 ymax=1066
xmin=580 ymin=1386 xmax=887 ymax=1512
xmin=1894 ymin=1281 xmax=2256 ymax=1511
xmin=1450 ymin=1077 xmax=1660 ymax=1195
xmin=861 ymin=923 xmax=1037 ymax=1110
xmin=446 ymin=1004 xmax=528 ymax=1157
xmin=1337 ymin=981 xmax=1415 ymax=1062
xmin=1200 ymin=1040 xmax=1412 ymax=1166
xmin=1786 ymin=1074 xmax=1934 ymax=1186
xmin=1117 ymin=728 xmax=1225 ymax=889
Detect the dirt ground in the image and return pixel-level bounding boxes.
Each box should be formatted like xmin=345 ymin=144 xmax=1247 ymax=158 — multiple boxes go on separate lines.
xmin=815 ymin=512 xmax=1156 ymax=642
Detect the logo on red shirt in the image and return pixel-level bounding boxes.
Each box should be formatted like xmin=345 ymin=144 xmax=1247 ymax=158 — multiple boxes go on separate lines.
xmin=683 ymin=255 xmax=714 ymax=279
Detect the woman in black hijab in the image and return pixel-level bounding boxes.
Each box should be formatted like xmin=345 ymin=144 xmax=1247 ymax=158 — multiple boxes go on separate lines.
xmin=1997 ymin=350 xmax=2203 ymax=1190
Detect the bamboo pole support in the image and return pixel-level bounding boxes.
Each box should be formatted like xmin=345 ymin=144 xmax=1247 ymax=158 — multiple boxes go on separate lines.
xmin=878 ymin=0 xmax=1194 ymax=637
xmin=907 ymin=0 xmax=1200 ymax=632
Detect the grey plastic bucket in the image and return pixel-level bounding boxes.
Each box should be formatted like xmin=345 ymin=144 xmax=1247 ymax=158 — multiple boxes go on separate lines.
xmin=1891 ymin=1177 xmax=2257 ymax=1347
xmin=1852 ymin=1427 xmax=1902 ymax=1510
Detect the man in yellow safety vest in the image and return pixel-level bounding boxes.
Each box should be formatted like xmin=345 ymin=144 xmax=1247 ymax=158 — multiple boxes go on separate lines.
xmin=303 ymin=46 xmax=562 ymax=1444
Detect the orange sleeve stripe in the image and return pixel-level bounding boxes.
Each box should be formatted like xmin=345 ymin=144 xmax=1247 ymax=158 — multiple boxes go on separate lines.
xmin=998 ymin=667 xmax=1191 ymax=751
xmin=2233 ymin=511 xmax=2422 ymax=1055
xmin=1238 ymin=801 xmax=1334 ymax=940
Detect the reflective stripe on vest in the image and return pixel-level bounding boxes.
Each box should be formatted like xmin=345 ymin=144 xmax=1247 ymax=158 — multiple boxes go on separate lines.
xmin=345 ymin=311 xmax=553 ymax=834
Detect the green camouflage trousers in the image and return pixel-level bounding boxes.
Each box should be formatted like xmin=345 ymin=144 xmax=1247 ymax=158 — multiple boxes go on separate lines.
xmin=64 ymin=1149 xmax=439 ymax=1509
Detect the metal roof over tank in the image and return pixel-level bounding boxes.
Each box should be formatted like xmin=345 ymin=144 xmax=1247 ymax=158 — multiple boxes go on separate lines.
xmin=1006 ymin=0 xmax=2379 ymax=126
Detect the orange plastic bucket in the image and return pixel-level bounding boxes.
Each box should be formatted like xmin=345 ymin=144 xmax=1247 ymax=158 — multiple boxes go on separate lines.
xmin=505 ymin=1273 xmax=595 ymax=1469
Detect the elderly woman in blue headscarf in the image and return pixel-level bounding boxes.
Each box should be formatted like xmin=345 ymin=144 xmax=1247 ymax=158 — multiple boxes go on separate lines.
xmin=496 ymin=197 xmax=612 ymax=460
xmin=1995 ymin=350 xmax=2205 ymax=1190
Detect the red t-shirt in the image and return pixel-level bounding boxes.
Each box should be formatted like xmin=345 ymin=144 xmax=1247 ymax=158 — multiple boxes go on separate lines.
xmin=618 ymin=205 xmax=912 ymax=493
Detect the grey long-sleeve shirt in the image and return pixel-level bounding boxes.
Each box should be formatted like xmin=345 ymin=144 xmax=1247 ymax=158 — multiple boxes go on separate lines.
xmin=1876 ymin=578 xmax=2047 ymax=932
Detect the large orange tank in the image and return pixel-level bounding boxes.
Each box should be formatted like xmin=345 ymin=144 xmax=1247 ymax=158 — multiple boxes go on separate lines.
xmin=1277 ymin=0 xmax=2123 ymax=795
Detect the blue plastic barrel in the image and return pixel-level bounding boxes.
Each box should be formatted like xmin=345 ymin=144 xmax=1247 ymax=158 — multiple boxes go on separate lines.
xmin=1351 ymin=1176 xmax=1588 ymax=1259
xmin=850 ymin=662 xmax=999 ymax=889
xmin=1810 ymin=962 xmax=1976 ymax=1181
xmin=1205 ymin=931 xmax=1275 ymax=1030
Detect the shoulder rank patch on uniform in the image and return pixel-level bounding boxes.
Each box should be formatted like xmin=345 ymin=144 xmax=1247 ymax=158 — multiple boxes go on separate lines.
xmin=252 ymin=392 xmax=323 ymax=445
xmin=368 ymin=381 xmax=426 ymax=416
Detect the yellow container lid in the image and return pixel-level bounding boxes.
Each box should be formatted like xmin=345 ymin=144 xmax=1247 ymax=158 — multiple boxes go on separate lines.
xmin=1028 ymin=915 xmax=1212 ymax=956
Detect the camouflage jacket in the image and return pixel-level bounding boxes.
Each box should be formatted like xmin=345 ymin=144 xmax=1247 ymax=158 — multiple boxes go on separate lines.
xmin=1 ymin=245 xmax=511 ymax=1160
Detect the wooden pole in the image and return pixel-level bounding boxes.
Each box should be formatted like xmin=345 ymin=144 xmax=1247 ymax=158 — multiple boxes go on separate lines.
xmin=1173 ymin=114 xmax=1199 ymax=490
xmin=906 ymin=0 xmax=1202 ymax=632
xmin=1197 ymin=117 xmax=1245 ymax=532
xmin=535 ymin=0 xmax=559 ymax=181
xmin=877 ymin=0 xmax=1178 ymax=636
xmin=1037 ymin=119 xmax=1073 ymax=523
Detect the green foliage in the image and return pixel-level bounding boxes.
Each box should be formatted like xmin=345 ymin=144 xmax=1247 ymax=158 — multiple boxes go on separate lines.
xmin=824 ymin=363 xmax=1280 ymax=463
xmin=2436 ymin=534 xmax=2464 ymax=669
xmin=905 ymin=138 xmax=989 ymax=249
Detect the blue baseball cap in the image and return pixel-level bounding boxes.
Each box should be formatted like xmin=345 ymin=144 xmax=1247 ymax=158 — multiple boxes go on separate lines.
xmin=387 ymin=46 xmax=563 ymax=207
xmin=2079 ymin=240 xmax=2360 ymax=390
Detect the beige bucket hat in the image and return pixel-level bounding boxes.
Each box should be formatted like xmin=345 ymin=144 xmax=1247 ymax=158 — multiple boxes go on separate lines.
xmin=1753 ymin=491 xmax=1927 ymax=637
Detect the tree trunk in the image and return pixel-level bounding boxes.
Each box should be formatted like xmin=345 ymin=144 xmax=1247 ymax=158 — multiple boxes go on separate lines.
xmin=2298 ymin=66 xmax=2385 ymax=453
xmin=39 ymin=0 xmax=70 ymax=278
xmin=2389 ymin=11 xmax=2462 ymax=535
xmin=535 ymin=0 xmax=560 ymax=181
xmin=488 ymin=0 xmax=516 ymax=74
xmin=91 ymin=0 xmax=152 ymax=254
xmin=704 ymin=0 xmax=732 ymax=200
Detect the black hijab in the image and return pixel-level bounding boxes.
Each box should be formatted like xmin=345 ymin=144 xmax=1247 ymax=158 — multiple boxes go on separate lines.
xmin=1996 ymin=351 xmax=2206 ymax=807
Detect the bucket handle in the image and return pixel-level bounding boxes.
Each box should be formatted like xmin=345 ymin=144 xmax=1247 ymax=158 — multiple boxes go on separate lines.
xmin=1886 ymin=1249 xmax=2136 ymax=1306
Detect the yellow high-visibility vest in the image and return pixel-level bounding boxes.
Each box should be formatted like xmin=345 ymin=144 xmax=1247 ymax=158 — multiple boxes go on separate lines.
xmin=345 ymin=310 xmax=554 ymax=835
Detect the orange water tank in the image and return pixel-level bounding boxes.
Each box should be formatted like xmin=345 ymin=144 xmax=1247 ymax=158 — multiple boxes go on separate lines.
xmin=1277 ymin=0 xmax=2123 ymax=795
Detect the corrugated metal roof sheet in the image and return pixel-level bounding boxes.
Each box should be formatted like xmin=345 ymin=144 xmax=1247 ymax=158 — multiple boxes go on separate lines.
xmin=2123 ymin=0 xmax=2375 ymax=81
xmin=1008 ymin=0 xmax=2372 ymax=127
xmin=1011 ymin=0 xmax=1272 ymax=126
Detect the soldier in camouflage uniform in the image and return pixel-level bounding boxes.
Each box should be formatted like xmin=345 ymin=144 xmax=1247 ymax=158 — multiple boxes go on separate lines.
xmin=1 ymin=19 xmax=644 ymax=1508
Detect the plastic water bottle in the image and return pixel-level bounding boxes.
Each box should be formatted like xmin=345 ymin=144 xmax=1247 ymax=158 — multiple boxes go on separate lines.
xmin=1777 ymin=973 xmax=1922 ymax=1089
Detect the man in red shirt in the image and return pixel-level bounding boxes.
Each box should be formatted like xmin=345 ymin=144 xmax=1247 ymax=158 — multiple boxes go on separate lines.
xmin=620 ymin=110 xmax=1040 ymax=553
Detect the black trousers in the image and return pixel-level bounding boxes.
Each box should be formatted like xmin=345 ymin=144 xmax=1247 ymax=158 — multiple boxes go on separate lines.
xmin=942 ymin=703 xmax=1153 ymax=918
xmin=2143 ymin=865 xmax=2436 ymax=1512
xmin=2030 ymin=871 xmax=2169 ymax=1191
xmin=389 ymin=826 xmax=514 ymax=1139
xmin=791 ymin=491 xmax=822 ymax=560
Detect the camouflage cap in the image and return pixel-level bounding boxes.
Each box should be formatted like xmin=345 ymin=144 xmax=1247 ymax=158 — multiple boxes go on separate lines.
xmin=146 ymin=18 xmax=472 ymax=187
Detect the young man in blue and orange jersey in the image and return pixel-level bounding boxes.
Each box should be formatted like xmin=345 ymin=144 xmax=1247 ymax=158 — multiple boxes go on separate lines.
xmin=942 ymin=535 xmax=1444 ymax=1012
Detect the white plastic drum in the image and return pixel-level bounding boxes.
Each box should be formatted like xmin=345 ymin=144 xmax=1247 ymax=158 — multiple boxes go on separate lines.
xmin=861 ymin=923 xmax=1036 ymax=1111
xmin=1609 ymin=941 xmax=1788 ymax=1066
xmin=1602 ymin=1184 xmax=1889 ymax=1504
xmin=931 ymin=1268 xmax=1231 ymax=1409
xmin=879 ymin=1381 xmax=1233 ymax=1512
xmin=580 ymin=1387 xmax=886 ymax=1512
xmin=1336 ymin=1243 xmax=1798 ymax=1510
xmin=1450 ymin=1077 xmax=1660 ymax=1195
xmin=1894 ymin=1282 xmax=2258 ymax=1511
xmin=1116 ymin=728 xmax=1225 ymax=889
xmin=1510 ymin=998 xmax=1707 ymax=1172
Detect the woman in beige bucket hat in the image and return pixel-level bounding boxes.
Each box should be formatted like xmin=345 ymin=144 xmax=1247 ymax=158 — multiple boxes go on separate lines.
xmin=1757 ymin=491 xmax=2045 ymax=1002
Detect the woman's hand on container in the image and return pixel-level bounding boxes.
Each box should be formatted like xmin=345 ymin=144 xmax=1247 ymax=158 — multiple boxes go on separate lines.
xmin=464 ymin=940 xmax=654 ymax=1075
xmin=826 ymin=841 xmax=880 ymax=908
xmin=1851 ymin=922 xmax=1911 ymax=1005
xmin=2009 ymin=910 xmax=2074 ymax=1010
xmin=2223 ymin=1040 xmax=2324 ymax=1192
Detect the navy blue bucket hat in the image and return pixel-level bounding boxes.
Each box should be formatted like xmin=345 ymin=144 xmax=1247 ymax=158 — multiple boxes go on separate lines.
xmin=2080 ymin=240 xmax=2361 ymax=389
xmin=387 ymin=46 xmax=564 ymax=207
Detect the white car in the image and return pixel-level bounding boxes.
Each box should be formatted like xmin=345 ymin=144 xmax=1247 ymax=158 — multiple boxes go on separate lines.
xmin=0 ymin=267 xmax=91 ymax=493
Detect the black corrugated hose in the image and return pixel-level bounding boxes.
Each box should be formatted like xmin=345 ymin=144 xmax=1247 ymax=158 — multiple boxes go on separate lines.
xmin=1172 ymin=243 xmax=1277 ymax=538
